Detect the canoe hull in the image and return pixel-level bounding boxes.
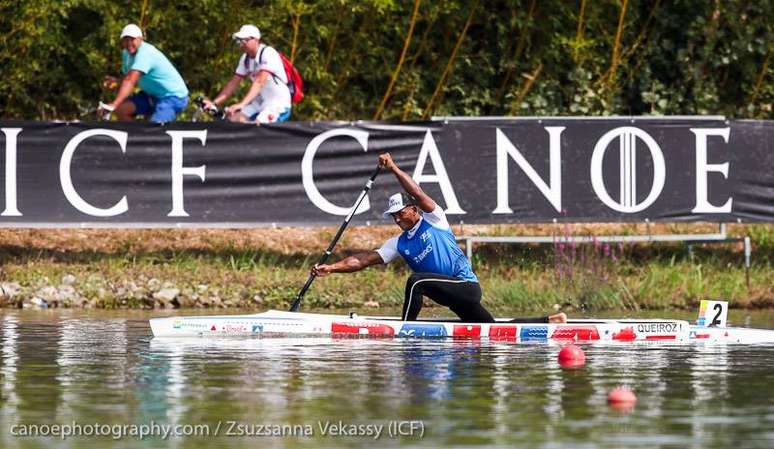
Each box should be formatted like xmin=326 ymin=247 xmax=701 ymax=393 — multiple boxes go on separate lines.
xmin=149 ymin=310 xmax=774 ymax=344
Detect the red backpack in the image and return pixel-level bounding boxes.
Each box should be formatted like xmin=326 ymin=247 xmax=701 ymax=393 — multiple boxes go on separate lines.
xmin=279 ymin=52 xmax=304 ymax=104
xmin=258 ymin=47 xmax=304 ymax=104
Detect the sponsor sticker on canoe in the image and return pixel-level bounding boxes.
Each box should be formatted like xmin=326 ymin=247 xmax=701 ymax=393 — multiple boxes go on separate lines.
xmin=612 ymin=327 xmax=636 ymax=341
xmin=488 ymin=325 xmax=518 ymax=341
xmin=519 ymin=326 xmax=548 ymax=342
xmin=216 ymin=324 xmax=250 ymax=334
xmin=689 ymin=330 xmax=710 ymax=339
xmin=172 ymin=321 xmax=209 ymax=331
xmin=452 ymin=325 xmax=481 ymax=338
xmin=398 ymin=324 xmax=447 ymax=337
xmin=331 ymin=322 xmax=395 ymax=336
xmin=551 ymin=325 xmax=601 ymax=341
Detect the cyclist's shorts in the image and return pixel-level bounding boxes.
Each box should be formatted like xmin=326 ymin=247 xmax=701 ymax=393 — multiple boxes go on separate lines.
xmin=130 ymin=93 xmax=188 ymax=123
xmin=242 ymin=103 xmax=291 ymax=124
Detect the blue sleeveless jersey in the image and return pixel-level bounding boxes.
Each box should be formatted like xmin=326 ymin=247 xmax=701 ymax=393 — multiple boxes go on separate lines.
xmin=397 ymin=218 xmax=478 ymax=282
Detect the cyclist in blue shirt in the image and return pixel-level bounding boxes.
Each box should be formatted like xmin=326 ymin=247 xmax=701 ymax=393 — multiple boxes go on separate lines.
xmin=312 ymin=153 xmax=567 ymax=324
xmin=98 ymin=24 xmax=188 ymax=123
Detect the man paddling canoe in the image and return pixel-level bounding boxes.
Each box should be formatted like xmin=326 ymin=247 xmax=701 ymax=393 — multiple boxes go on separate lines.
xmin=312 ymin=153 xmax=567 ymax=324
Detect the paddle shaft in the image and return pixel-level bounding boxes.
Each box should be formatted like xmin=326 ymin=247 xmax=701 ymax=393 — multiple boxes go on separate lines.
xmin=289 ymin=166 xmax=381 ymax=312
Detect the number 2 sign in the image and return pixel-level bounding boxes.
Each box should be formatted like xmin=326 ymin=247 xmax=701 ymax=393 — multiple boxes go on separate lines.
xmin=697 ymin=300 xmax=729 ymax=327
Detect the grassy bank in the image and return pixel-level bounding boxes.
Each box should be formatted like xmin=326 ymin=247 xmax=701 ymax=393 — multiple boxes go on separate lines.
xmin=0 ymin=224 xmax=771 ymax=312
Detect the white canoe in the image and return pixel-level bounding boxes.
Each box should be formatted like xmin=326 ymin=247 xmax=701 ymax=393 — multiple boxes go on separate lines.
xmin=149 ymin=310 xmax=774 ymax=344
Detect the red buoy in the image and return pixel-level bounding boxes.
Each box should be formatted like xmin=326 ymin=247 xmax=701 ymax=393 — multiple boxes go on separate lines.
xmin=608 ymin=387 xmax=637 ymax=411
xmin=558 ymin=344 xmax=586 ymax=368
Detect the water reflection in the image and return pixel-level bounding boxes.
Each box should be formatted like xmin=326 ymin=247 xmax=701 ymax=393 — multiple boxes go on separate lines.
xmin=57 ymin=318 xmax=128 ymax=419
xmin=1 ymin=315 xmax=19 ymax=448
xmin=688 ymin=345 xmax=730 ymax=448
xmin=0 ymin=311 xmax=773 ymax=449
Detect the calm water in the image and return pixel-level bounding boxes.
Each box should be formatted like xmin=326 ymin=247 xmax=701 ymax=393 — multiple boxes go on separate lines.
xmin=1 ymin=309 xmax=773 ymax=449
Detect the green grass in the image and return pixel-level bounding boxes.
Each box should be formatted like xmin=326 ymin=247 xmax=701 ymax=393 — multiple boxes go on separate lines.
xmin=0 ymin=225 xmax=772 ymax=311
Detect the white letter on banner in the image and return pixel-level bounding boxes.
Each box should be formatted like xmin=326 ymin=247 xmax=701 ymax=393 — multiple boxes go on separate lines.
xmin=494 ymin=127 xmax=564 ymax=213
xmin=590 ymin=127 xmax=665 ymax=213
xmin=167 ymin=130 xmax=207 ymax=217
xmin=690 ymin=127 xmax=732 ymax=213
xmin=302 ymin=128 xmax=370 ymax=216
xmin=412 ymin=130 xmax=465 ymax=214
xmin=1 ymin=128 xmax=22 ymax=216
xmin=60 ymin=129 xmax=129 ymax=217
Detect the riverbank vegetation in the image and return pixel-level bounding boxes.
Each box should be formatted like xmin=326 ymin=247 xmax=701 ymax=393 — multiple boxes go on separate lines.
xmin=0 ymin=224 xmax=771 ymax=312
xmin=1 ymin=0 xmax=771 ymax=120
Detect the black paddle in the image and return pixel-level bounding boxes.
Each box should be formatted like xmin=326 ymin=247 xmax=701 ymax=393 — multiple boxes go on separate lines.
xmin=289 ymin=165 xmax=381 ymax=312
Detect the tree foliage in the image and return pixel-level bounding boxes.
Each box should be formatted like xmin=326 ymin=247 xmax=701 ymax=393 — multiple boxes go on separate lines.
xmin=0 ymin=0 xmax=771 ymax=120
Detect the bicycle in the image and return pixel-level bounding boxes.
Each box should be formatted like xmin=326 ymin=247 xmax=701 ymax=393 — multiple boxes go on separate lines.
xmin=91 ymin=96 xmax=225 ymax=122
xmin=192 ymin=96 xmax=226 ymax=122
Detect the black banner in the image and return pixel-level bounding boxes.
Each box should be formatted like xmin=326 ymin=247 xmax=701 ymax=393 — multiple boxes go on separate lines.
xmin=0 ymin=118 xmax=772 ymax=226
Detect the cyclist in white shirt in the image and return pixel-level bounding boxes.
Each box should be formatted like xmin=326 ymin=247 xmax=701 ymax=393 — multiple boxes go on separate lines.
xmin=203 ymin=25 xmax=291 ymax=124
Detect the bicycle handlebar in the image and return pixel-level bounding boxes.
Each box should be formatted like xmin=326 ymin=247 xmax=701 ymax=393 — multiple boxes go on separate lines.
xmin=193 ymin=96 xmax=225 ymax=120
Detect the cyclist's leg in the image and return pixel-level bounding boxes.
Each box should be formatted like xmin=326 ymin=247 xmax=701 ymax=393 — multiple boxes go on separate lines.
xmin=233 ymin=101 xmax=260 ymax=123
xmin=114 ymin=102 xmax=136 ymax=121
xmin=117 ymin=93 xmax=153 ymax=121
xmin=115 ymin=97 xmax=140 ymax=121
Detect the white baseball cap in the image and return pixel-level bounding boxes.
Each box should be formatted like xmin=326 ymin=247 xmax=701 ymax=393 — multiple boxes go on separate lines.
xmin=382 ymin=193 xmax=413 ymax=218
xmin=232 ymin=24 xmax=261 ymax=40
xmin=120 ymin=24 xmax=143 ymax=39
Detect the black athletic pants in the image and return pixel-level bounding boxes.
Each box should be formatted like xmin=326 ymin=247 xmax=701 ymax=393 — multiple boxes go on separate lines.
xmin=402 ymin=272 xmax=495 ymax=323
